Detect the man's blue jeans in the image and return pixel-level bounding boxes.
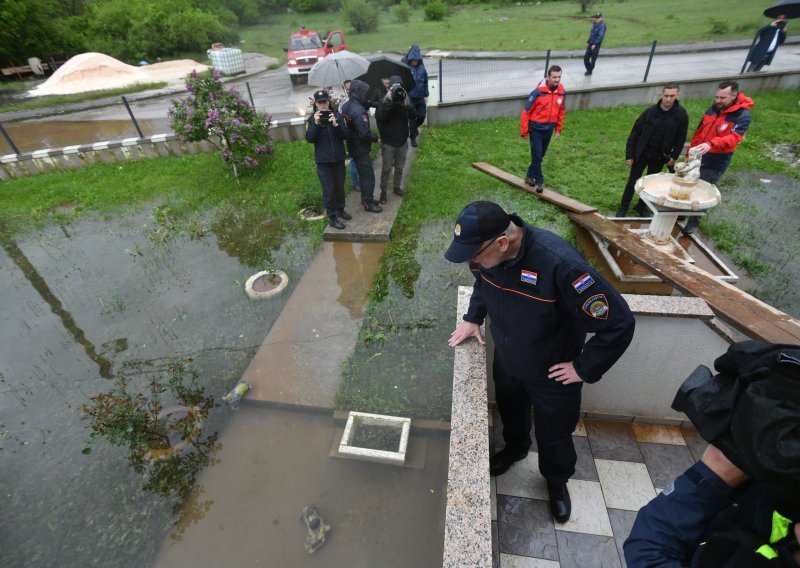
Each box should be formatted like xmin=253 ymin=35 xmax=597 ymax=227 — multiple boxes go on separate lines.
xmin=525 ymin=126 xmax=554 ymax=185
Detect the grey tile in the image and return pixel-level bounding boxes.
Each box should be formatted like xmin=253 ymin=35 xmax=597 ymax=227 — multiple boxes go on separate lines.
xmin=556 ymin=530 xmax=622 ymax=568
xmin=573 ymin=435 xmax=599 ymax=482
xmin=608 ymin=509 xmax=639 ymax=568
xmin=493 ymin=520 xmax=500 ymax=568
xmin=497 ymin=495 xmax=558 ymax=560
xmin=639 ymin=442 xmax=695 ymax=489
xmin=680 ymin=424 xmax=708 ymax=462
xmin=585 ymin=420 xmax=643 ymax=463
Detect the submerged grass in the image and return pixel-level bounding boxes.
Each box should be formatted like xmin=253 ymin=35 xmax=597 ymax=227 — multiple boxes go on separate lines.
xmin=0 ymin=82 xmax=169 ymax=113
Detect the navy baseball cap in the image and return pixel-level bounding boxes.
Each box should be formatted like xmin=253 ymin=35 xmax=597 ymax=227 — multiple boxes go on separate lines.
xmin=444 ymin=201 xmax=511 ymax=263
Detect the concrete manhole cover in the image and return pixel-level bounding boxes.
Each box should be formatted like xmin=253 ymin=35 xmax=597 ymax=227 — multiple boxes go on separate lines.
xmin=245 ymin=270 xmax=289 ymax=299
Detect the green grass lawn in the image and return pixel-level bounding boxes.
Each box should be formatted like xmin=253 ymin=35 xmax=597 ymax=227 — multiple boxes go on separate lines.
xmin=0 ymin=82 xmax=169 ymax=113
xmin=241 ymin=0 xmax=769 ymax=60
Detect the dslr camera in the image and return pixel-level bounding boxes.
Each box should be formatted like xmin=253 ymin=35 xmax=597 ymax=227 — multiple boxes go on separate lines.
xmin=319 ymin=110 xmax=332 ymax=123
xmin=390 ymin=83 xmax=407 ymax=103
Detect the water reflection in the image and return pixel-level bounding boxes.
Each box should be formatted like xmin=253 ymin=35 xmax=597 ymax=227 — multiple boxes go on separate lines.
xmin=333 ymin=242 xmax=384 ymax=320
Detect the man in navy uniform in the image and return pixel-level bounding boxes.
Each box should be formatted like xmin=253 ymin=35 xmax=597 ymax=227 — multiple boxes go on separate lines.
xmin=445 ymin=201 xmax=635 ymax=523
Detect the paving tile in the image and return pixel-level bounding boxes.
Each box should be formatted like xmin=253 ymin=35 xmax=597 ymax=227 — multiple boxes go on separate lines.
xmin=573 ymin=436 xmax=599 ymax=482
xmin=608 ymin=509 xmax=639 ymax=568
xmin=680 ymin=424 xmax=708 ymax=462
xmin=500 ymin=554 xmax=560 ymax=567
xmin=491 ymin=477 xmax=498 ymax=521
xmin=595 ymin=459 xmax=656 ymax=511
xmin=496 ymin=451 xmax=548 ymax=500
xmin=631 ymin=423 xmax=686 ymax=446
xmin=639 ymin=442 xmax=695 ymax=489
xmin=556 ymin=531 xmax=622 ymax=568
xmin=585 ymin=420 xmax=643 ymax=462
xmin=556 ymin=479 xmax=613 ymax=537
xmin=497 ymin=495 xmax=559 ymax=560
xmin=493 ymin=520 xmax=500 ymax=568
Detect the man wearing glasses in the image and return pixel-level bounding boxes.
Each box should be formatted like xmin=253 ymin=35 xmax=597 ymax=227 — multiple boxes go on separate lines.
xmin=445 ymin=201 xmax=635 ymax=523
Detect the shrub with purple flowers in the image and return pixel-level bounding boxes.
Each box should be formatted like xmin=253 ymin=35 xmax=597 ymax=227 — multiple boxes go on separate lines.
xmin=169 ymin=70 xmax=274 ymax=178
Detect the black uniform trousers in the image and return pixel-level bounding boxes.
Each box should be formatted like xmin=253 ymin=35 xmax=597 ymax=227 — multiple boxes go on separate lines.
xmin=619 ymin=155 xmax=667 ymax=214
xmin=351 ymin=151 xmax=376 ymax=204
xmin=316 ymin=161 xmax=346 ymax=216
xmin=493 ymin=357 xmax=582 ymax=487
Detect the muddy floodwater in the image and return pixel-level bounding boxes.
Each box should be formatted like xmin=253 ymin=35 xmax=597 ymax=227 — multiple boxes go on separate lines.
xmin=0 ymin=207 xmax=447 ymax=566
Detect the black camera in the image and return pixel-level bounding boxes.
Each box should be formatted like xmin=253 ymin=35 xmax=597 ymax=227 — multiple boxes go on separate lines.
xmin=390 ymin=84 xmax=406 ymax=102
xmin=319 ymin=110 xmax=332 ymax=123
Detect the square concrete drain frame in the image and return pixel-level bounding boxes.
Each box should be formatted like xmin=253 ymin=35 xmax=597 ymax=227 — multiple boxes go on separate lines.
xmin=338 ymin=411 xmax=411 ymax=466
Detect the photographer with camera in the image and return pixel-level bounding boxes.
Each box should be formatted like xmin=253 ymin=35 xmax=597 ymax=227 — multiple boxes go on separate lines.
xmin=305 ymin=90 xmax=351 ymax=229
xmin=624 ymin=342 xmax=800 ymax=567
xmin=375 ymin=75 xmax=417 ymax=204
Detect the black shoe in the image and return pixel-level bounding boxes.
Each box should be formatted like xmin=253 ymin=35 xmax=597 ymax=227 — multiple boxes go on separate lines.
xmin=535 ymin=183 xmax=544 ymax=194
xmin=681 ymin=217 xmax=699 ymax=235
xmin=410 ymin=137 xmax=418 ymax=147
xmin=584 ymin=71 xmax=592 ymax=76
xmin=635 ymin=204 xmax=651 ymax=217
xmin=393 ymin=188 xmax=404 ymax=197
xmin=489 ymin=447 xmax=528 ymax=476
xmin=328 ymin=215 xmax=345 ymax=230
xmin=338 ymin=210 xmax=352 ymax=220
xmin=362 ymin=200 xmax=383 ymax=213
xmin=615 ymin=208 xmax=627 ymax=217
xmin=379 ymin=191 xmax=387 ymax=204
xmin=524 ymin=177 xmax=535 ymax=186
xmin=548 ymin=483 xmax=571 ymax=523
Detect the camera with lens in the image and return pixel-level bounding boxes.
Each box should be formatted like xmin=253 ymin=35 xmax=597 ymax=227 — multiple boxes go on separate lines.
xmin=319 ymin=110 xmax=332 ymax=123
xmin=390 ymin=83 xmax=406 ymax=103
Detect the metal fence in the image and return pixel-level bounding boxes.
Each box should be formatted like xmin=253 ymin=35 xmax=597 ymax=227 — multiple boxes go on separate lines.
xmin=1 ymin=40 xmax=795 ymax=156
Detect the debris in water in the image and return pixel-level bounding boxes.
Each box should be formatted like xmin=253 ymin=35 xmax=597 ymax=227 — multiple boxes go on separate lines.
xmin=222 ymin=381 xmax=251 ymax=408
xmin=301 ymin=505 xmax=330 ymax=554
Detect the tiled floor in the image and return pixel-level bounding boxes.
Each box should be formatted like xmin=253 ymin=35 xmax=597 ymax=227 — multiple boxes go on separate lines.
xmin=490 ymin=414 xmax=707 ymax=568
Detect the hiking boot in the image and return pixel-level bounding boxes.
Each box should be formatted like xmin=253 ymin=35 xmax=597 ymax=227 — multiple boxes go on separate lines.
xmin=524 ymin=177 xmax=535 ymax=186
xmin=328 ymin=215 xmax=345 ymax=230
xmin=338 ymin=210 xmax=352 ymax=220
xmin=362 ymin=200 xmax=383 ymax=213
xmin=380 ymin=191 xmax=387 ymax=204
xmin=393 ymin=188 xmax=404 ymax=197
xmin=535 ymin=183 xmax=544 ymax=193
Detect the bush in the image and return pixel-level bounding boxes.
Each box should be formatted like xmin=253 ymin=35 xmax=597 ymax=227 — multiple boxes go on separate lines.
xmin=424 ymin=0 xmax=446 ymax=21
xmin=394 ymin=1 xmax=411 ymax=23
xmin=709 ymin=18 xmax=730 ymax=35
xmin=170 ymin=70 xmax=274 ymax=178
xmin=290 ymin=0 xmax=329 ymax=12
xmin=341 ymin=0 xmax=380 ymax=32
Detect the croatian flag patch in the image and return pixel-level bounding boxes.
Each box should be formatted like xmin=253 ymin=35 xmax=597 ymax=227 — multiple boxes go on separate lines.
xmin=521 ymin=269 xmax=538 ymax=285
xmin=572 ymin=273 xmax=595 ymax=294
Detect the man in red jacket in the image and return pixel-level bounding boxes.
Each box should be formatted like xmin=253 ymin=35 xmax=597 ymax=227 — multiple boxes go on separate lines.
xmin=520 ymin=65 xmax=566 ymax=193
xmin=682 ymin=80 xmax=753 ymax=235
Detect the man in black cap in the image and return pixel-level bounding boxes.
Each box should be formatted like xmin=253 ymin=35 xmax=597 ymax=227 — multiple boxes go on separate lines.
xmin=445 ymin=201 xmax=635 ymax=523
xmin=584 ymin=12 xmax=606 ymax=76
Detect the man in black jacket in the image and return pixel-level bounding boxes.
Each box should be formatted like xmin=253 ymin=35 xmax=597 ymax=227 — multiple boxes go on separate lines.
xmin=375 ymin=75 xmax=417 ymax=204
xmin=747 ymin=16 xmax=788 ymax=73
xmin=340 ymin=79 xmax=383 ymax=213
xmin=617 ymin=83 xmax=689 ymax=217
xmin=445 ymin=201 xmax=635 ymax=524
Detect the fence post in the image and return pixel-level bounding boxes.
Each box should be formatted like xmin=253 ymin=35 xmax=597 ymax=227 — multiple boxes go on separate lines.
xmin=642 ymin=40 xmax=657 ymax=83
xmin=544 ymin=50 xmax=551 ymax=77
xmin=740 ymin=33 xmax=758 ymax=74
xmin=246 ymin=82 xmax=256 ymax=109
xmin=121 ymin=96 xmax=145 ymax=139
xmin=0 ymin=122 xmax=21 ymax=155
xmin=438 ymin=58 xmax=443 ymax=104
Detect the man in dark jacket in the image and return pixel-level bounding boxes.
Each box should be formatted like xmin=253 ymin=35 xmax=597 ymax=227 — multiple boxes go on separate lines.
xmin=445 ymin=201 xmax=635 ymax=524
xmin=305 ymin=90 xmax=351 ymax=229
xmin=375 ymin=75 xmax=416 ymax=204
xmin=617 ymin=83 xmax=689 ymax=217
xmin=747 ymin=16 xmax=788 ymax=73
xmin=682 ymin=80 xmax=753 ymax=234
xmin=403 ymin=44 xmax=429 ymax=147
xmin=584 ymin=12 xmax=606 ymax=76
xmin=340 ymin=79 xmax=383 ymax=213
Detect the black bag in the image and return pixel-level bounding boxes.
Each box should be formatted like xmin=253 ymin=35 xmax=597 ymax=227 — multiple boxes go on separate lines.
xmin=672 ymin=341 xmax=800 ymax=517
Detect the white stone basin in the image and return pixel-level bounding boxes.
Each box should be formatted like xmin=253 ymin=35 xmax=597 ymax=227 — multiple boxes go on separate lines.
xmin=636 ymin=173 xmax=721 ymax=211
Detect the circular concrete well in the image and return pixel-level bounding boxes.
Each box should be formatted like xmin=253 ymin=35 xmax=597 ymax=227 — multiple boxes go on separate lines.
xmin=245 ymin=270 xmax=289 ymax=299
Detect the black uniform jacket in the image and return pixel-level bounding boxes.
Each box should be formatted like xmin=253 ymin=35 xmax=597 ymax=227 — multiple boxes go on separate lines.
xmin=463 ymin=223 xmax=635 ymax=383
xmin=305 ymin=111 xmax=348 ymax=163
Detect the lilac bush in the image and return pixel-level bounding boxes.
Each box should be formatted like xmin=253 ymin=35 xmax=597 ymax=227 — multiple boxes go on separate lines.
xmin=169 ymin=70 xmax=274 ymax=178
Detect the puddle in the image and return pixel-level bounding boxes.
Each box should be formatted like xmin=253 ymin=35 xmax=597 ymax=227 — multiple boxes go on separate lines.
xmin=0 ymin=206 xmax=317 ymax=566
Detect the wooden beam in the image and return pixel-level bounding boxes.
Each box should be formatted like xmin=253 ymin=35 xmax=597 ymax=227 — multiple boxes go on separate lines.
xmin=472 ymin=162 xmax=597 ymax=214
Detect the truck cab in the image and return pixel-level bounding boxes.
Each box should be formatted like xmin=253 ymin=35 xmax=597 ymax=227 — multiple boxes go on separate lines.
xmin=285 ymin=27 xmax=346 ymax=86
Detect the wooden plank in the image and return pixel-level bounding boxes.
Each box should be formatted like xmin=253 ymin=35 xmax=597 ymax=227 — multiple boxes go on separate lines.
xmin=569 ymin=212 xmax=800 ymax=344
xmin=472 ymin=162 xmax=597 ymax=214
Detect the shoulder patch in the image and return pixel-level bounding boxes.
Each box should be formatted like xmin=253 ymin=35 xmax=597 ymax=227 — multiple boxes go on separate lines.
xmin=520 ymin=269 xmax=538 ymax=285
xmin=572 ymin=273 xmax=595 ymax=294
xmin=582 ymin=293 xmax=609 ymax=320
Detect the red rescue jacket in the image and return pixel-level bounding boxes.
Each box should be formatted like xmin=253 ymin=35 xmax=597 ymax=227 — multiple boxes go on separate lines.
xmin=688 ymin=92 xmax=753 ymax=172
xmin=520 ymin=80 xmax=566 ymax=137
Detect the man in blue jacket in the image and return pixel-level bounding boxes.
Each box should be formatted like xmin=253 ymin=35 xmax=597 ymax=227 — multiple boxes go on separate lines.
xmin=445 ymin=201 xmax=635 ymax=523
xmin=403 ymin=44 xmax=429 ymax=147
xmin=341 ymin=79 xmax=383 ymax=213
xmin=584 ymin=12 xmax=606 ymax=76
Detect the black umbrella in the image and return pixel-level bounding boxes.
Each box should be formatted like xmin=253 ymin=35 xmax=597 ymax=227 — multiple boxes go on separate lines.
xmin=354 ymin=55 xmax=416 ymax=95
xmin=764 ymin=0 xmax=800 ymax=19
